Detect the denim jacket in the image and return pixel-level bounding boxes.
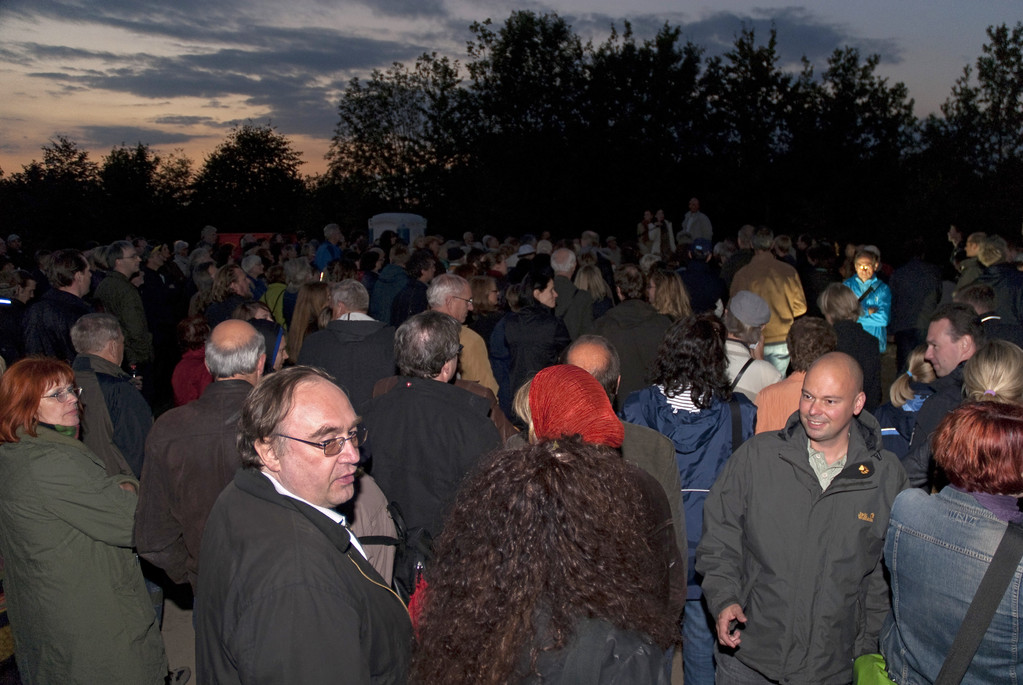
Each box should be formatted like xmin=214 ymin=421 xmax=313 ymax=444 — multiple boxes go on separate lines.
xmin=881 ymin=487 xmax=1023 ymax=684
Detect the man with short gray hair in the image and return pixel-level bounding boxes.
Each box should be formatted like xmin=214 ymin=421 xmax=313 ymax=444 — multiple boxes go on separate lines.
xmin=362 ymin=311 xmax=502 ymax=537
xmin=316 ymin=223 xmax=344 ymax=271
xmin=428 ymin=273 xmax=499 ymax=396
xmin=71 ymin=312 xmax=151 ymax=478
xmin=551 ymin=248 xmax=593 ymax=340
xmin=298 ymin=279 xmax=396 ymax=413
xmin=135 ymin=319 xmax=265 ymax=593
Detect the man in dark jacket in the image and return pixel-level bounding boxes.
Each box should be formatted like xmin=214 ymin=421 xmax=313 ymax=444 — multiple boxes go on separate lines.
xmin=889 ymin=238 xmax=942 ymax=373
xmin=362 ymin=311 xmax=502 ymax=538
xmin=298 ymin=279 xmax=395 ymax=414
xmin=23 ymin=248 xmax=93 ymax=361
xmin=593 ymin=264 xmax=672 ymax=410
xmin=902 ymin=303 xmax=984 ymax=489
xmin=697 ymin=353 xmax=908 ymax=683
xmin=197 ymin=366 xmax=411 ymax=683
xmin=390 ymin=250 xmax=436 ymax=327
xmin=135 ymin=319 xmax=264 ymax=592
xmin=71 ymin=313 xmax=151 ymax=478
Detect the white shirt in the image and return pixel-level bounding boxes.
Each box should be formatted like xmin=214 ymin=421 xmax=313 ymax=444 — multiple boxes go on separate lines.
xmin=261 ymin=471 xmax=367 ymax=559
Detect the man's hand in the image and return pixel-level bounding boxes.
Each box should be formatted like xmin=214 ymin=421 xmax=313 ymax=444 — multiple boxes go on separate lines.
xmin=716 ymin=604 xmax=747 ymax=648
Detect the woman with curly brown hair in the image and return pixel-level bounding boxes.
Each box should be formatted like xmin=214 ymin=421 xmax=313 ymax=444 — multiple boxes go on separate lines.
xmin=622 ymin=313 xmax=756 ymax=685
xmin=411 ymin=437 xmax=677 ymax=684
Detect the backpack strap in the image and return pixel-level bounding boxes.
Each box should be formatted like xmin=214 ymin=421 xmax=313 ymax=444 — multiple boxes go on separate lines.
xmin=935 ymin=522 xmax=1023 ymax=684
xmin=728 ymin=397 xmax=743 ymax=451
xmin=730 ymin=357 xmax=756 ymax=392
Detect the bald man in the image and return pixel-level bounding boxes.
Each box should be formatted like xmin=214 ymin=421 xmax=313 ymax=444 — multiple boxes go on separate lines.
xmin=135 ymin=319 xmax=265 ymax=592
xmin=564 ymin=335 xmax=684 ymax=559
xmin=697 ymin=352 xmax=907 ymax=683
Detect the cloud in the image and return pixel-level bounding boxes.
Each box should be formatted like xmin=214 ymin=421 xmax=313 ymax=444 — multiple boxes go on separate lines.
xmin=76 ymin=125 xmax=196 ymax=148
xmin=153 ymin=115 xmax=220 ymax=126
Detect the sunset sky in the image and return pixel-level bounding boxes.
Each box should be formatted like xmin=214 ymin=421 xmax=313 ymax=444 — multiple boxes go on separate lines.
xmin=1 ymin=0 xmax=1018 ymax=177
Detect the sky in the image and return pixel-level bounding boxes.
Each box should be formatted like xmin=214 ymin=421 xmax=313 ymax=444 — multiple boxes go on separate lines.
xmin=0 ymin=0 xmax=1019 ymax=177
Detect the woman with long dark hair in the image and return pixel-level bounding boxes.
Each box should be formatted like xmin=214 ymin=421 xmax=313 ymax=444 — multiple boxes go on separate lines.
xmin=622 ymin=314 xmax=756 ymax=685
xmin=412 ymin=437 xmax=677 ymax=683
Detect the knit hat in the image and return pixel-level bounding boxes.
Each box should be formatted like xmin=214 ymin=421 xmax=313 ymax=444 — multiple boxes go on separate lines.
xmin=529 ymin=365 xmax=623 ymax=448
xmin=728 ymin=290 xmax=771 ymax=327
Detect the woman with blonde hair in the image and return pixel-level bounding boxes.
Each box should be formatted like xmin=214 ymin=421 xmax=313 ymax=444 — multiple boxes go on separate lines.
xmin=574 ymin=264 xmax=613 ymax=319
xmin=286 ymin=281 xmax=330 ymax=362
xmin=646 ymin=269 xmax=692 ymax=322
xmin=872 ymin=345 xmax=936 ymax=458
xmin=963 ymin=339 xmax=1023 ymax=404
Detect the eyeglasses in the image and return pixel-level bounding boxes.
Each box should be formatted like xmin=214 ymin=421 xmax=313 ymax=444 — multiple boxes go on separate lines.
xmin=274 ymin=425 xmax=368 ymax=457
xmin=856 ymin=265 xmax=874 ymax=271
xmin=42 ymin=386 xmax=82 ymax=403
xmin=452 ymin=296 xmax=474 ymax=306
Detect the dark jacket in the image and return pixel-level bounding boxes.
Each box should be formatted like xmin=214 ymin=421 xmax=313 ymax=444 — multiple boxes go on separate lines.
xmin=0 ymin=297 xmax=27 ymax=365
xmin=901 ymin=363 xmax=965 ymax=489
xmin=696 ymin=412 xmax=908 ymax=684
xmin=369 ymin=264 xmax=409 ymax=325
xmin=73 ymin=353 xmax=151 ymax=478
xmin=833 ymin=319 xmax=883 ymax=412
xmin=500 ymin=303 xmax=571 ymax=403
xmin=623 ymin=388 xmax=756 ymax=600
xmin=135 ymin=379 xmax=253 ymax=590
xmin=298 ymin=318 xmax=396 ymax=414
xmin=94 ymin=271 xmax=153 ymax=364
xmin=390 ymin=280 xmax=429 ymax=327
xmin=678 ymin=259 xmax=728 ymax=314
xmin=527 ymin=617 xmax=669 ymax=684
xmin=0 ymin=427 xmax=166 ymax=684
xmin=976 ymin=262 xmax=1023 ymax=325
xmin=593 ymin=300 xmax=671 ymax=410
xmin=205 ymin=294 xmax=249 ymax=329
xmin=553 ymin=275 xmax=593 ymax=340
xmin=871 ymin=381 xmax=934 ymax=459
xmin=889 ymin=257 xmax=941 ymax=334
xmin=197 ymin=469 xmax=412 ymax=684
xmin=23 ymin=288 xmax=92 ymax=361
xmin=362 ymin=377 xmax=502 ymax=537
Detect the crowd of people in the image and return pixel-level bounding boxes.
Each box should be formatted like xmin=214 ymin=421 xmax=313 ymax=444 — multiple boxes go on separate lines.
xmin=1 ymin=209 xmax=1023 ymax=684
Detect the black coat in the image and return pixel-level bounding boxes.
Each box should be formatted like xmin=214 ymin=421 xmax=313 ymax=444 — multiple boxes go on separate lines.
xmin=976 ymin=262 xmax=1023 ymax=325
xmin=901 ymin=363 xmax=965 ymax=489
xmin=503 ymin=303 xmax=571 ymax=400
xmin=197 ymin=469 xmax=411 ymax=684
xmin=362 ymin=377 xmax=501 ymax=537
xmin=593 ymin=300 xmax=672 ymax=410
xmin=23 ymin=288 xmax=92 ymax=362
xmin=832 ymin=320 xmax=883 ymax=412
xmin=298 ymin=319 xmax=396 ymax=414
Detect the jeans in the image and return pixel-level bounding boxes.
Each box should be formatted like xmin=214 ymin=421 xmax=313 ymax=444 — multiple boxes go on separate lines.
xmin=683 ymin=597 xmax=717 ymax=685
xmin=762 ymin=342 xmax=789 ymax=376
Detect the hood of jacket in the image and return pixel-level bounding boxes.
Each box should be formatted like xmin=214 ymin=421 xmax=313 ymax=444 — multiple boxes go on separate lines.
xmin=376 ymin=264 xmax=408 ymax=285
xmin=320 ymin=319 xmax=391 ymax=343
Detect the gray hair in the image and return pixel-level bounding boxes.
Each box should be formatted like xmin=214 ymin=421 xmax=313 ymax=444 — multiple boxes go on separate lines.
xmin=329 ymin=279 xmax=370 ymax=314
xmin=751 ymin=227 xmax=774 ymax=251
xmin=201 ymin=225 xmax=218 ymax=241
xmin=427 ymin=274 xmax=468 ymax=308
xmin=173 ymin=240 xmax=189 ymax=254
xmin=104 ymin=240 xmax=133 ymax=269
xmin=240 ymin=254 xmax=263 ymax=274
xmin=237 ymin=366 xmax=336 ymax=469
xmin=324 ymin=223 xmax=341 ymax=239
xmin=395 ymin=310 xmax=461 ymax=378
xmin=71 ymin=313 xmax=123 ymax=355
xmin=550 ymin=248 xmax=576 ymax=274
xmin=283 ymin=257 xmax=313 ymax=288
xmin=205 ymin=323 xmax=265 ymax=379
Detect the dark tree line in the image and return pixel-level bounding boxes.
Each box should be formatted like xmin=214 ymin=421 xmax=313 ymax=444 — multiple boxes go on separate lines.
xmin=2 ymin=13 xmax=1022 ymax=257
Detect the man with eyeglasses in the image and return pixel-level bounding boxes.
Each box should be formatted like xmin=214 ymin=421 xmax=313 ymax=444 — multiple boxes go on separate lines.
xmin=197 ymin=365 xmax=411 ymax=684
xmin=94 ymin=240 xmax=154 ymax=393
xmin=428 ymin=273 xmax=499 ymax=397
xmin=362 ymin=310 xmax=502 ymax=538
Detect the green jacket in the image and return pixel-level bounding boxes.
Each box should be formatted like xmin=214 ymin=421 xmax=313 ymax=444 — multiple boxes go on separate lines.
xmin=0 ymin=427 xmax=166 ymax=684
xmin=94 ymin=271 xmax=153 ymax=364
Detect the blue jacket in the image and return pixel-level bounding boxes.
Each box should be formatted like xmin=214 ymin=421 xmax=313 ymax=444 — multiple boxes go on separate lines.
xmin=881 ymin=487 xmax=1023 ymax=684
xmin=843 ymin=275 xmax=891 ymax=352
xmin=622 ymin=387 xmax=756 ymax=599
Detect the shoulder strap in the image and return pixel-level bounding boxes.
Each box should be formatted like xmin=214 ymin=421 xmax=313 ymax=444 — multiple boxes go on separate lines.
xmin=730 ymin=357 xmax=756 ymax=392
xmin=857 ymin=284 xmax=878 ymax=303
xmin=728 ymin=397 xmax=743 ymax=451
xmin=935 ymin=521 xmax=1023 ymax=685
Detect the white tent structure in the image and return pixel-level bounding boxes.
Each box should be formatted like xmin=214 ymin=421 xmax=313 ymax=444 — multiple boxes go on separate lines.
xmin=367 ymin=213 xmax=427 ymax=246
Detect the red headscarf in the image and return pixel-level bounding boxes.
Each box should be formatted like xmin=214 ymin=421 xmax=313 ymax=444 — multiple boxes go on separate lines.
xmin=529 ymin=365 xmax=624 ymax=448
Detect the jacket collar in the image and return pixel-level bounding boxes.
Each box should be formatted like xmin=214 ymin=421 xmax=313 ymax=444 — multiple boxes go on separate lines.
xmin=233 ymin=467 xmax=353 ymax=554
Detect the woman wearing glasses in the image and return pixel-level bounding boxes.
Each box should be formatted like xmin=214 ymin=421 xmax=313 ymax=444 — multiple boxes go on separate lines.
xmin=0 ymin=357 xmax=167 ymax=684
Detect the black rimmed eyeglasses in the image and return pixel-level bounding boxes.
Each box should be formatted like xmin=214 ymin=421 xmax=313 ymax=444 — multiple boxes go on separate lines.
xmin=274 ymin=424 xmax=368 ymax=457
